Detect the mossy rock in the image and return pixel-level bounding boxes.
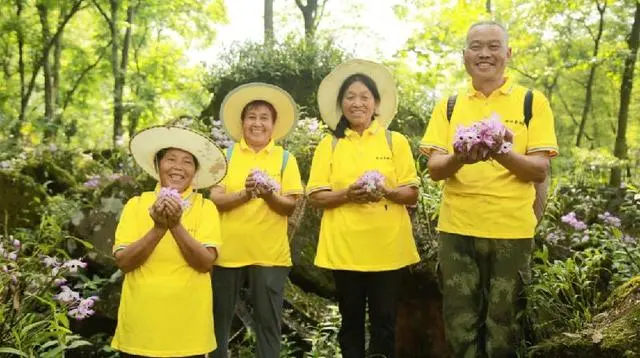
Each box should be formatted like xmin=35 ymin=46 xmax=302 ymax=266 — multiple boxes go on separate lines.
xmin=20 ymin=158 xmax=76 ymax=194
xmin=289 ymin=206 xmax=335 ymax=298
xmin=530 ymin=276 xmax=640 ymax=357
xmin=0 ymin=170 xmax=47 ymax=230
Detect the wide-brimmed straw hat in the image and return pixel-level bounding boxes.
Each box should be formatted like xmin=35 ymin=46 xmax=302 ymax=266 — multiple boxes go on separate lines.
xmin=129 ymin=123 xmax=227 ymax=189
xmin=317 ymin=59 xmax=398 ymax=130
xmin=219 ymin=83 xmax=298 ymax=142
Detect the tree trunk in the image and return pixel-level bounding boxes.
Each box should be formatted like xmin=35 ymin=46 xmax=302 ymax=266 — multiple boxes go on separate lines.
xmin=109 ymin=0 xmax=135 ymax=147
xmin=37 ymin=3 xmax=55 ymax=139
xmin=610 ymin=1 xmax=640 ymax=187
xmin=576 ymin=2 xmax=606 ymax=147
xmin=14 ymin=0 xmax=25 ymax=139
xmin=12 ymin=0 xmax=83 ymax=139
xmin=264 ymin=0 xmax=274 ymax=45
xmin=52 ymin=3 xmax=66 ymax=135
xmin=485 ymin=0 xmax=491 ymax=13
xmin=295 ymin=0 xmax=324 ymax=43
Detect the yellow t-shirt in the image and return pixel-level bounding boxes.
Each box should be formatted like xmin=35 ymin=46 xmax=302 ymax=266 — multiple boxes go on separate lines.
xmin=215 ymin=138 xmax=303 ymax=267
xmin=111 ymin=187 xmax=220 ymax=357
xmin=307 ymin=121 xmax=421 ymax=271
xmin=420 ymin=78 xmax=559 ymax=239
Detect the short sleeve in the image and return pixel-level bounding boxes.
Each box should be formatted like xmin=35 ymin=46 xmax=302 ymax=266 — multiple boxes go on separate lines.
xmin=113 ymin=196 xmax=141 ymax=253
xmin=307 ymin=135 xmax=333 ymax=194
xmin=420 ymin=98 xmax=450 ymax=155
xmin=196 ymin=198 xmax=222 ymax=248
xmin=281 ymin=154 xmax=304 ymax=196
xmin=392 ymin=132 xmax=419 ymax=187
xmin=526 ymin=91 xmax=559 ymax=157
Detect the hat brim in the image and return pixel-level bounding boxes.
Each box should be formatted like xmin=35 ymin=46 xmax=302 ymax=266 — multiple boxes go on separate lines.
xmin=317 ymin=59 xmax=397 ymax=130
xmin=220 ymin=83 xmax=298 ymax=142
xmin=129 ymin=126 xmax=227 ymax=189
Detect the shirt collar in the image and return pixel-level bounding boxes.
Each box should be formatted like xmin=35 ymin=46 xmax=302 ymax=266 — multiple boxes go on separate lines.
xmin=344 ymin=120 xmax=382 ymax=138
xmin=154 ymin=183 xmax=194 ymax=199
xmin=466 ymin=77 xmax=514 ymax=98
xmin=239 ymin=137 xmax=275 ymax=154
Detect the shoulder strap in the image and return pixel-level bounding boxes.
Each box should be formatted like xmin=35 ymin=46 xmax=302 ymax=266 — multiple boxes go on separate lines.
xmin=281 ymin=150 xmax=289 ymax=177
xmin=225 ymin=144 xmax=235 ymax=162
xmin=524 ymin=88 xmax=533 ymax=126
xmin=446 ymin=95 xmax=457 ymax=122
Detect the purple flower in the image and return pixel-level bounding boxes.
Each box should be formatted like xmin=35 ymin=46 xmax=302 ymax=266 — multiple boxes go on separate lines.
xmin=42 ymin=256 xmax=59 ymax=268
xmin=68 ymin=296 xmax=99 ymax=320
xmin=55 ymin=286 xmax=80 ymax=304
xmin=62 ymin=259 xmax=87 ymax=273
xmin=357 ymin=170 xmax=385 ymax=193
xmin=622 ymin=235 xmax=636 ymax=244
xmin=546 ymin=230 xmax=563 ymax=244
xmin=7 ymin=251 xmax=17 ymax=261
xmin=452 ymin=113 xmax=511 ymax=154
xmin=561 ymin=212 xmax=587 ymax=231
xmin=83 ymin=175 xmax=101 ymax=189
xmin=1 ymin=265 xmax=8 ymax=273
xmin=53 ymin=278 xmax=67 ymax=286
xmin=108 ymin=173 xmax=122 ymax=181
xmin=250 ymin=169 xmax=280 ymax=193
xmin=12 ymin=239 xmax=21 ymax=249
xmin=598 ymin=212 xmax=621 ymax=227
xmin=10 ymin=274 xmax=18 ymax=284
xmin=158 ymin=187 xmax=189 ymax=209
xmin=453 ymin=125 xmax=481 ymax=153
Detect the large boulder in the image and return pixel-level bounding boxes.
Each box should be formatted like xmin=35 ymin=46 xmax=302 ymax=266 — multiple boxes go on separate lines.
xmin=0 ymin=170 xmax=47 ymax=231
xmin=530 ymin=276 xmax=640 ymax=357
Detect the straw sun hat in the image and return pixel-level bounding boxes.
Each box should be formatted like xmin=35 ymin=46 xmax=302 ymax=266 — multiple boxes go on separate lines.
xmin=317 ymin=59 xmax=398 ymax=130
xmin=129 ymin=124 xmax=227 ymax=189
xmin=219 ymin=83 xmax=298 ymax=142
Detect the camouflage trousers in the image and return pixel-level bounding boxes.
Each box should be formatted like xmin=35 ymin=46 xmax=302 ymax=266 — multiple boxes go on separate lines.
xmin=438 ymin=233 xmax=532 ymax=358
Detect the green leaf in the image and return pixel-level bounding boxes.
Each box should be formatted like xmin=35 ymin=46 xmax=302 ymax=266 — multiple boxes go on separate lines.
xmin=0 ymin=347 xmax=28 ymax=357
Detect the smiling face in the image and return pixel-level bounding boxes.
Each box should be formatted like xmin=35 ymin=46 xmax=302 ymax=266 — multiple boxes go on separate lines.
xmin=340 ymin=80 xmax=379 ymax=130
xmin=241 ymin=101 xmax=276 ymax=149
xmin=463 ymin=24 xmax=512 ymax=85
xmin=157 ymin=148 xmax=197 ymax=192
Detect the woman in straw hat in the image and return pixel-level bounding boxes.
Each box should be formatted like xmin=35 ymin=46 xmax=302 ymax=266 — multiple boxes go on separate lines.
xmin=307 ymin=59 xmax=420 ymax=358
xmin=111 ymin=121 xmax=227 ymax=358
xmin=209 ymin=83 xmax=303 ymax=358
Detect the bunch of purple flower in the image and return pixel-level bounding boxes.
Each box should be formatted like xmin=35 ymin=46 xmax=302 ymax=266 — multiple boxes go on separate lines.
xmin=453 ymin=114 xmax=512 ymax=155
xmin=158 ymin=187 xmax=190 ymax=209
xmin=250 ymin=169 xmax=280 ymax=193
xmin=357 ymin=170 xmax=385 ymax=194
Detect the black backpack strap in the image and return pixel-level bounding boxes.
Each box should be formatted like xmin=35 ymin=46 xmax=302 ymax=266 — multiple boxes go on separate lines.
xmin=446 ymin=95 xmax=457 ymax=122
xmin=524 ymin=89 xmax=533 ymax=126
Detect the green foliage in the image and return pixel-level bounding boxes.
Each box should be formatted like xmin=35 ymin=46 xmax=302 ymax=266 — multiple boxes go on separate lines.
xmin=202 ymin=37 xmax=347 ymax=122
xmin=0 ymin=211 xmax=98 ymax=356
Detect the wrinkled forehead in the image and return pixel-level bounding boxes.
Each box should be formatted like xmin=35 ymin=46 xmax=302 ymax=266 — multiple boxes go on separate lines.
xmin=466 ymin=24 xmax=508 ymax=45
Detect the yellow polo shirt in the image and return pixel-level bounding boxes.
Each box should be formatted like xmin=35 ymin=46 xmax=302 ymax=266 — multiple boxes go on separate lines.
xmin=215 ymin=138 xmax=303 ymax=267
xmin=111 ymin=187 xmax=220 ymax=357
xmin=420 ymin=78 xmax=558 ymax=239
xmin=307 ymin=121 xmax=420 ymax=271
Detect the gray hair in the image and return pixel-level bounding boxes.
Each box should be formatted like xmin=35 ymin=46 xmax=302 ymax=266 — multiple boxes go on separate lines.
xmin=466 ymin=20 xmax=509 ymax=46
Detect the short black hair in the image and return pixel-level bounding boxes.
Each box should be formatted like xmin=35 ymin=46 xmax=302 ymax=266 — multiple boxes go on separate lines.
xmin=240 ymin=100 xmax=277 ymax=123
xmin=154 ymin=147 xmax=199 ymax=172
xmin=332 ymin=73 xmax=381 ymax=139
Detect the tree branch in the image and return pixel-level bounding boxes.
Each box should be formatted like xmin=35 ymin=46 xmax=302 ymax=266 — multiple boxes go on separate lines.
xmin=62 ymin=41 xmax=112 ymax=112
xmin=91 ymin=0 xmax=112 ymax=26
